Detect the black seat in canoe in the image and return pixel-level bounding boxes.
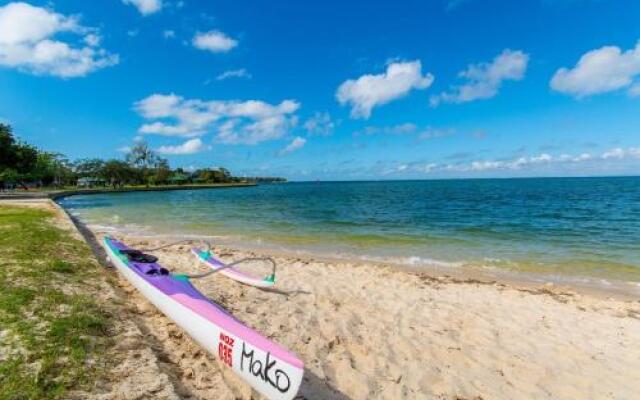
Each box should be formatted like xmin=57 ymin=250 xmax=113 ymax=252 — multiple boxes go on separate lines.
xmin=119 ymin=249 xmax=159 ymax=264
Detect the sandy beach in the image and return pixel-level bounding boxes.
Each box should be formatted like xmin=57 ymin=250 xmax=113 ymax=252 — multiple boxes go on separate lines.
xmin=3 ymin=199 xmax=640 ymax=399
xmin=92 ymin=230 xmax=640 ymax=399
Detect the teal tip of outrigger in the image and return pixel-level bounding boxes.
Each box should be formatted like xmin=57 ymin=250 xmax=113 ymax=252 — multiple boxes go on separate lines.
xmin=264 ymin=274 xmax=276 ymax=284
xmin=173 ymin=274 xmax=191 ymax=282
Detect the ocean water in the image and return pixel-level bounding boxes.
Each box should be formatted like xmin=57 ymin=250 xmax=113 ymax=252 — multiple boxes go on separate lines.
xmin=59 ymin=177 xmax=640 ymax=284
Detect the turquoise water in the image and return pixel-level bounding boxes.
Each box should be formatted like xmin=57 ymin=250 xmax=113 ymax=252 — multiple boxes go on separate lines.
xmin=59 ymin=177 xmax=640 ymax=283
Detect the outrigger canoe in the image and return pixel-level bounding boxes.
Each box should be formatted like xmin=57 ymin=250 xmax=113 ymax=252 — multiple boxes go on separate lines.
xmin=102 ymin=237 xmax=303 ymax=400
xmin=191 ymin=248 xmax=276 ymax=288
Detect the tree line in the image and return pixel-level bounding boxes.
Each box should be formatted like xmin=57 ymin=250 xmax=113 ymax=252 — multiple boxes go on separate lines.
xmin=0 ymin=124 xmax=283 ymax=189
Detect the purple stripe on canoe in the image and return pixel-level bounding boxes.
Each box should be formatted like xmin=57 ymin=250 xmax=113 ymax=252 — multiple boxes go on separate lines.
xmin=107 ymin=238 xmax=303 ymax=369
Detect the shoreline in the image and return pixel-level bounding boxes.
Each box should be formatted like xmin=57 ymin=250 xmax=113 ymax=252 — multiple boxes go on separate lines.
xmin=54 ymin=181 xmax=640 ymax=299
xmin=4 ymin=198 xmax=640 ymax=399
xmin=0 ymin=182 xmax=257 ymax=200
xmin=72 ymin=219 xmax=640 ymax=301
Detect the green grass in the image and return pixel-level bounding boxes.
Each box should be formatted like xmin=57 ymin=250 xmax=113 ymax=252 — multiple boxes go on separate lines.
xmin=0 ymin=206 xmax=113 ymax=400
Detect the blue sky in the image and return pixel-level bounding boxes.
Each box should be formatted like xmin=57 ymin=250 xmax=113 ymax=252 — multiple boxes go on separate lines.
xmin=1 ymin=0 xmax=640 ymax=180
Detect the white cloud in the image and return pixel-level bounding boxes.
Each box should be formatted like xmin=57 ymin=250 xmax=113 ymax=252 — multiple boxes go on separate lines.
xmin=353 ymin=123 xmax=456 ymax=140
xmin=550 ymin=41 xmax=640 ymax=97
xmin=430 ymin=49 xmax=528 ymax=106
xmin=216 ymin=68 xmax=251 ymax=80
xmin=84 ymin=34 xmax=100 ymax=47
xmin=134 ymin=93 xmax=300 ymax=145
xmin=0 ymin=2 xmax=118 ymax=78
xmin=418 ymin=127 xmax=455 ymax=140
xmin=336 ymin=60 xmax=434 ymax=119
xmin=122 ymin=0 xmax=163 ymax=16
xmin=280 ymin=137 xmax=306 ymax=155
xmin=602 ymin=147 xmax=627 ymax=160
xmin=156 ymin=138 xmax=207 ymax=155
xmin=193 ymin=30 xmax=237 ymax=53
xmin=385 ymin=146 xmax=640 ymax=177
xmin=304 ymin=112 xmax=335 ymax=136
xmin=163 ymin=30 xmax=175 ymax=39
xmin=354 ymin=123 xmax=417 ymax=136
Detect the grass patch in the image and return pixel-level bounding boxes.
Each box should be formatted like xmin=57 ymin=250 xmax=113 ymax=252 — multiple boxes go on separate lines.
xmin=49 ymin=260 xmax=75 ymax=274
xmin=0 ymin=205 xmax=113 ymax=400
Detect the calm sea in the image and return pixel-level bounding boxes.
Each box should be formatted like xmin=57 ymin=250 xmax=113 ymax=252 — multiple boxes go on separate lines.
xmin=60 ymin=177 xmax=640 ymax=285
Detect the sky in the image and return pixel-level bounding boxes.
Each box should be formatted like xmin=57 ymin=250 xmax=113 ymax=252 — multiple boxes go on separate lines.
xmin=1 ymin=0 xmax=640 ymax=180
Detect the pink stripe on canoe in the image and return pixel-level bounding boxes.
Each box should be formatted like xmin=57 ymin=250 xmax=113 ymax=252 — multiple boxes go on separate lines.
xmin=170 ymin=292 xmax=303 ymax=369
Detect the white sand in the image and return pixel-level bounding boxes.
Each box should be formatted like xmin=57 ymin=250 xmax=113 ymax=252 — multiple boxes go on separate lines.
xmin=94 ymin=233 xmax=640 ymax=400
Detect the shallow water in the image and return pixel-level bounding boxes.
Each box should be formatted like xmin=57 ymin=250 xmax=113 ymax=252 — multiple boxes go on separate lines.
xmin=59 ymin=177 xmax=640 ymax=283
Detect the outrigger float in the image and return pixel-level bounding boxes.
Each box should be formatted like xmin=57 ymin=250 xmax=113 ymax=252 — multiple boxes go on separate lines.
xmin=191 ymin=247 xmax=277 ymax=288
xmin=102 ymin=236 xmax=303 ymax=400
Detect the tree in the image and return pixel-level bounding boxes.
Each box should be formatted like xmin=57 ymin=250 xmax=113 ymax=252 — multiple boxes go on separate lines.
xmin=102 ymin=159 xmax=137 ymax=188
xmin=74 ymin=158 xmax=105 ymax=178
xmin=126 ymin=141 xmax=157 ymax=170
xmin=0 ymin=123 xmax=253 ymax=189
xmin=152 ymin=158 xmax=171 ymax=185
xmin=0 ymin=124 xmax=37 ymax=173
xmin=0 ymin=124 xmax=38 ymax=188
xmin=219 ymin=167 xmax=231 ymax=180
xmin=0 ymin=124 xmax=16 ymax=167
xmin=34 ymin=152 xmax=72 ymax=186
xmin=126 ymin=141 xmax=159 ymax=186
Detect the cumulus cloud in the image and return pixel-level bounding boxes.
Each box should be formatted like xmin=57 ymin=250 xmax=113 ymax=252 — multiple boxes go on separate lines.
xmin=550 ymin=41 xmax=640 ymax=97
xmin=122 ymin=0 xmax=163 ymax=16
xmin=193 ymin=30 xmax=237 ymax=53
xmin=280 ymin=136 xmax=306 ymax=155
xmin=304 ymin=112 xmax=335 ymax=136
xmin=156 ymin=138 xmax=207 ymax=155
xmin=134 ymin=93 xmax=300 ymax=145
xmin=336 ymin=60 xmax=434 ymax=119
xmin=467 ymin=153 xmax=552 ymax=172
xmin=384 ymin=147 xmax=640 ymax=177
xmin=84 ymin=34 xmax=100 ymax=47
xmin=0 ymin=2 xmax=118 ymax=78
xmin=216 ymin=68 xmax=251 ymax=80
xmin=601 ymin=147 xmax=640 ymax=160
xmin=163 ymin=30 xmax=175 ymax=39
xmin=430 ymin=49 xmax=529 ymax=106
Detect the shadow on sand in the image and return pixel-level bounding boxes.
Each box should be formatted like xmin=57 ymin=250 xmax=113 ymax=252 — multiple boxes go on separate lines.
xmin=294 ymin=368 xmax=352 ymax=400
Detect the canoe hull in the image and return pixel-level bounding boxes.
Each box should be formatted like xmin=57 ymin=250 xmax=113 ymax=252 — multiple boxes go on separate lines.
xmin=103 ymin=237 xmax=303 ymax=400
